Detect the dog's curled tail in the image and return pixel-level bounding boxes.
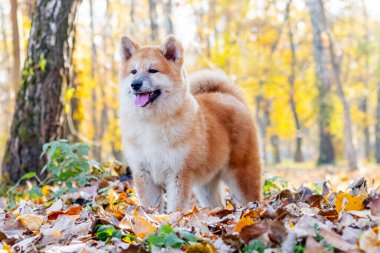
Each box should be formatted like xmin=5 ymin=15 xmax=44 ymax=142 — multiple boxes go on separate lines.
xmin=189 ymin=69 xmax=245 ymax=103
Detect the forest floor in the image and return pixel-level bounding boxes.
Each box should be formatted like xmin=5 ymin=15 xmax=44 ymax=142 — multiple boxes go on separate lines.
xmin=0 ymin=149 xmax=379 ymax=252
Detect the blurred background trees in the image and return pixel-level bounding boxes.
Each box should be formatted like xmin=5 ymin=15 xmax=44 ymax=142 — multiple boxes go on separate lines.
xmin=1 ymin=0 xmax=380 ymax=181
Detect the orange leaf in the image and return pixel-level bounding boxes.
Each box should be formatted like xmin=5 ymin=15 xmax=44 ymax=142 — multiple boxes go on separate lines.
xmin=48 ymin=206 xmax=83 ymax=220
xmin=234 ymin=216 xmax=255 ymax=233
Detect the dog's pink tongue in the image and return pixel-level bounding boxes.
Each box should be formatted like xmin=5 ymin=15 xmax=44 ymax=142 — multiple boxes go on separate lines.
xmin=135 ymin=93 xmax=150 ymax=107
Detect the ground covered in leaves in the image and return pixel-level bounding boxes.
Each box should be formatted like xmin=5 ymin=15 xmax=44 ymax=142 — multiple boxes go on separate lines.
xmin=0 ymin=142 xmax=380 ymax=252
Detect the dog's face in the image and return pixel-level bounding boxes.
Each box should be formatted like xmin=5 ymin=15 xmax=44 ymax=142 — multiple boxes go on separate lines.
xmin=119 ymin=36 xmax=186 ymax=116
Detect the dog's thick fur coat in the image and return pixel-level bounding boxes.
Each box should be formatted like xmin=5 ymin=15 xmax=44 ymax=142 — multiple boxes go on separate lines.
xmin=119 ymin=36 xmax=261 ymax=212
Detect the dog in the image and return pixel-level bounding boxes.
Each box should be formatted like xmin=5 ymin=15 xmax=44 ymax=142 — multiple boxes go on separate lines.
xmin=119 ymin=35 xmax=262 ymax=212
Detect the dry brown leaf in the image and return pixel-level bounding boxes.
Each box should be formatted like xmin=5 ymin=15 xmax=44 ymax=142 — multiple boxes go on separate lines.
xmin=359 ymin=228 xmax=379 ymax=253
xmin=18 ymin=214 xmax=44 ymax=231
xmin=305 ymin=236 xmax=329 ymax=253
xmin=318 ymin=227 xmax=356 ymax=252
xmin=239 ymin=222 xmax=268 ymax=243
xmin=368 ymin=198 xmax=380 ymax=216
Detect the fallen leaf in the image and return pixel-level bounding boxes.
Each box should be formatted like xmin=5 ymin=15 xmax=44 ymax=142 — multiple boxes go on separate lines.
xmin=359 ymin=228 xmax=379 ymax=252
xmin=368 ymin=197 xmax=380 ymax=216
xmin=305 ymin=236 xmax=329 ymax=253
xmin=318 ymin=227 xmax=356 ymax=252
xmin=334 ymin=192 xmax=365 ymax=214
xmin=120 ymin=208 xmax=156 ymax=239
xmin=239 ymin=222 xmax=268 ymax=243
xmin=47 ymin=205 xmax=82 ymax=220
xmin=234 ymin=215 xmax=255 ymax=233
xmin=18 ymin=214 xmax=44 ymax=231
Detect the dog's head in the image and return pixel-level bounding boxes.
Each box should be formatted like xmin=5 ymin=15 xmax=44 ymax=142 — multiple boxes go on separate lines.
xmin=119 ymin=36 xmax=187 ymax=116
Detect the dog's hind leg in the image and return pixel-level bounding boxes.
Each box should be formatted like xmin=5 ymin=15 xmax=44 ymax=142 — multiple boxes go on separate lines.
xmin=193 ymin=174 xmax=224 ymax=208
xmin=223 ymin=164 xmax=261 ymax=205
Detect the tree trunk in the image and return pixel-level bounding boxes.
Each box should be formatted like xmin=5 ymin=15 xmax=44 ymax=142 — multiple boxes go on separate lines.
xmin=88 ymin=0 xmax=101 ymax=160
xmin=148 ymin=0 xmax=158 ymax=42
xmin=0 ymin=5 xmax=12 ymax=129
xmin=325 ymin=19 xmax=358 ymax=170
xmin=2 ymin=0 xmax=80 ymax=183
xmin=163 ymin=0 xmax=174 ymax=35
xmin=361 ymin=0 xmax=370 ymax=160
xmin=270 ymin=135 xmax=281 ymax=164
xmin=286 ymin=0 xmax=303 ymax=162
xmin=375 ymin=53 xmax=380 ymax=164
xmin=307 ymin=0 xmax=335 ymax=165
xmin=10 ymin=0 xmax=21 ymax=94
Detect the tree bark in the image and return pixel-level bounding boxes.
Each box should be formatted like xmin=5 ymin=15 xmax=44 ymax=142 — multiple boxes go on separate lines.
xmin=270 ymin=135 xmax=281 ymax=164
xmin=10 ymin=0 xmax=21 ymax=94
xmin=148 ymin=0 xmax=158 ymax=42
xmin=2 ymin=0 xmax=80 ymax=183
xmin=307 ymin=0 xmax=335 ymax=165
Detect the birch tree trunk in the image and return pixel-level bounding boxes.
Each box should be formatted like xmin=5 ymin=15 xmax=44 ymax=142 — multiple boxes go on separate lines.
xmin=307 ymin=0 xmax=335 ymax=165
xmin=2 ymin=0 xmax=80 ymax=183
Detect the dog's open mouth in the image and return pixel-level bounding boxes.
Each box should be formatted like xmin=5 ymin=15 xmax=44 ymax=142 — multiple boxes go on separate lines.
xmin=134 ymin=90 xmax=161 ymax=107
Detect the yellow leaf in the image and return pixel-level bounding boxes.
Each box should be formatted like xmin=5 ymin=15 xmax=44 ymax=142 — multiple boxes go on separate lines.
xmin=186 ymin=242 xmax=217 ymax=253
xmin=234 ymin=216 xmax=255 ymax=233
xmin=334 ymin=192 xmax=365 ymax=214
xmin=41 ymin=185 xmax=51 ymax=196
xmin=226 ymin=201 xmax=234 ymax=211
xmin=18 ymin=214 xmax=44 ymax=231
xmin=2 ymin=243 xmax=12 ymax=253
xmin=132 ymin=208 xmax=156 ymax=238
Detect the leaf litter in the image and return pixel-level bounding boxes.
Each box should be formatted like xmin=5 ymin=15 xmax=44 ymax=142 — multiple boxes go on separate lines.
xmin=1 ymin=166 xmax=380 ymax=252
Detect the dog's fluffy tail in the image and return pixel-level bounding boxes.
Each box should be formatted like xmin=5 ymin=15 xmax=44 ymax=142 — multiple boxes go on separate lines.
xmin=189 ymin=69 xmax=245 ymax=103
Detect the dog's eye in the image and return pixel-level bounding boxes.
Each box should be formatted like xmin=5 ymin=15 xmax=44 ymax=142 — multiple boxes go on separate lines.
xmin=131 ymin=70 xmax=137 ymax=74
xmin=148 ymin=69 xmax=158 ymax=74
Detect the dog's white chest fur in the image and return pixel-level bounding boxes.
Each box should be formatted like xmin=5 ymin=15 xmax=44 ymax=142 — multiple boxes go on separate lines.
xmin=120 ymin=111 xmax=192 ymax=186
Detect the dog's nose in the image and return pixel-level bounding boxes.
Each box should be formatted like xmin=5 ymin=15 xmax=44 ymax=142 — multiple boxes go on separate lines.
xmin=131 ymin=80 xmax=143 ymax=91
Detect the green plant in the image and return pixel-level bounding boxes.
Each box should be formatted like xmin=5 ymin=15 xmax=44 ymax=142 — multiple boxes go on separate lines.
xmin=96 ymin=224 xmax=138 ymax=243
xmin=145 ymin=224 xmax=197 ymax=250
xmin=294 ymin=242 xmax=305 ymax=253
xmin=40 ymin=140 xmax=103 ymax=197
xmin=242 ymin=239 xmax=265 ymax=253
xmin=5 ymin=140 xmax=104 ymax=208
xmin=263 ymin=176 xmax=288 ymax=198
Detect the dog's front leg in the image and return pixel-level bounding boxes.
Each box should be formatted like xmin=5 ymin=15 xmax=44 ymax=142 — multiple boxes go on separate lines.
xmin=133 ymin=170 xmax=163 ymax=210
xmin=166 ymin=169 xmax=192 ymax=212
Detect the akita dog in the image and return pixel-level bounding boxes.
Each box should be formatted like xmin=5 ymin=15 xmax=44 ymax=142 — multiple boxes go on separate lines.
xmin=119 ymin=35 xmax=261 ymax=212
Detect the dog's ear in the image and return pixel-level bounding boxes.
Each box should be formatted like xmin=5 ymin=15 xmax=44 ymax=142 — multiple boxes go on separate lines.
xmin=120 ymin=36 xmax=139 ymax=62
xmin=160 ymin=35 xmax=184 ymax=66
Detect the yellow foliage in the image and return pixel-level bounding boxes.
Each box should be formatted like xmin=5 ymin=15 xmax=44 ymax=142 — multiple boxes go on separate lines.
xmin=334 ymin=192 xmax=366 ymax=214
